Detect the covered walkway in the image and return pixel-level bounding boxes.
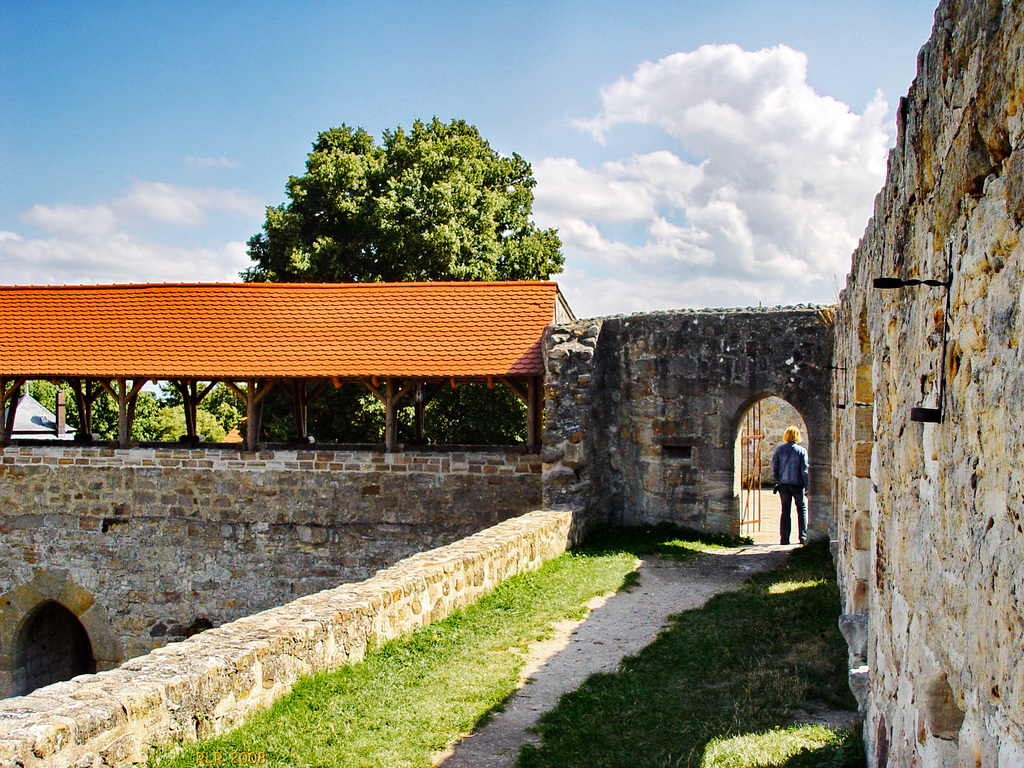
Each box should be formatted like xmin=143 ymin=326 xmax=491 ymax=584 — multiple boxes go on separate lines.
xmin=0 ymin=281 xmax=574 ymax=451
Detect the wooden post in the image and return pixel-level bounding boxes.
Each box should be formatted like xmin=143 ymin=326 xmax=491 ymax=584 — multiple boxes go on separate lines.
xmin=293 ymin=382 xmax=308 ymax=440
xmin=117 ymin=378 xmax=129 ymax=448
xmin=385 ymin=378 xmax=398 ymax=452
xmin=527 ymin=376 xmax=542 ymax=452
xmin=72 ymin=379 xmax=92 ymax=437
xmin=414 ymin=381 xmax=425 ymax=442
xmin=1 ymin=379 xmax=20 ymax=441
xmin=246 ymin=380 xmax=259 ymax=452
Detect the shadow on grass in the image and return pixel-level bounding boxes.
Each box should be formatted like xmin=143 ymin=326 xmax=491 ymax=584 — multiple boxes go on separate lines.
xmin=516 ymin=539 xmax=864 ymax=768
xmin=580 ymin=522 xmax=753 ymax=562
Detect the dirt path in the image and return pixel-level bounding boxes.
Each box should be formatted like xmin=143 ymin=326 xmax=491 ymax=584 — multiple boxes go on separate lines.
xmin=433 ymin=542 xmax=795 ymax=768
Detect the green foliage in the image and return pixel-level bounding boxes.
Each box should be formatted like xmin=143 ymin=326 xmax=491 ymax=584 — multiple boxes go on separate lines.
xmin=244 ymin=118 xmax=563 ymax=284
xmin=425 ymin=383 xmax=526 ymax=444
xmin=22 ymin=380 xmax=240 ymax=442
xmin=241 ymin=117 xmax=560 ymax=443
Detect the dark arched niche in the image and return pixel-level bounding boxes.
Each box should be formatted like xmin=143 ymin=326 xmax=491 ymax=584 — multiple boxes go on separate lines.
xmin=0 ymin=570 xmax=121 ymax=698
xmin=15 ymin=601 xmax=96 ymax=695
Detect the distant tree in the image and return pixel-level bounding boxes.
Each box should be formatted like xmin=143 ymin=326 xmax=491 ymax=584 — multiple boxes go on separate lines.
xmin=244 ymin=118 xmax=560 ymax=444
xmin=24 ymin=380 xmax=239 ymax=442
xmin=244 ymin=118 xmax=562 ymax=284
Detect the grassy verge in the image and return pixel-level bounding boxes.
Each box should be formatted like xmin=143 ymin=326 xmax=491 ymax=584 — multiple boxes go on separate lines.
xmin=516 ymin=539 xmax=863 ymax=768
xmin=148 ymin=546 xmax=641 ymax=768
xmin=148 ymin=529 xmax=860 ymax=768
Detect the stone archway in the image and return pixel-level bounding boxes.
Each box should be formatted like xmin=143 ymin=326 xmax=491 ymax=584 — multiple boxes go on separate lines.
xmin=14 ymin=601 xmax=96 ymax=695
xmin=732 ymin=394 xmax=811 ymax=543
xmin=553 ymin=307 xmax=834 ymax=535
xmin=0 ymin=569 xmax=121 ymax=698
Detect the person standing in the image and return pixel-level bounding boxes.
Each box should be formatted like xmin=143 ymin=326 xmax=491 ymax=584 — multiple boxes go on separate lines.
xmin=771 ymin=426 xmax=809 ymax=544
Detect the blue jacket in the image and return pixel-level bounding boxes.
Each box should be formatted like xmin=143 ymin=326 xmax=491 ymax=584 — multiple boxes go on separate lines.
xmin=772 ymin=442 xmax=808 ymax=489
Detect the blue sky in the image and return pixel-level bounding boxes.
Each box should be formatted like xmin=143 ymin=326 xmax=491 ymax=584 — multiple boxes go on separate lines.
xmin=1 ymin=1 xmax=937 ymax=316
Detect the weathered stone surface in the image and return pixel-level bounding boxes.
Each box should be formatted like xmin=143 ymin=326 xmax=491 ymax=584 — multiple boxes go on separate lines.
xmin=0 ymin=509 xmax=578 ymax=767
xmin=832 ymin=0 xmax=1024 ymax=763
xmin=0 ymin=446 xmax=540 ymax=695
xmin=544 ymin=309 xmax=834 ymax=536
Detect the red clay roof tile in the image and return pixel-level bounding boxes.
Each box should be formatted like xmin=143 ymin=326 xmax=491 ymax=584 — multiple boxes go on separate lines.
xmin=0 ymin=282 xmax=573 ymax=379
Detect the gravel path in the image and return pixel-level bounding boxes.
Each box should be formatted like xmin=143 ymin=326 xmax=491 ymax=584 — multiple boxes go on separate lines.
xmin=433 ymin=542 xmax=795 ymax=768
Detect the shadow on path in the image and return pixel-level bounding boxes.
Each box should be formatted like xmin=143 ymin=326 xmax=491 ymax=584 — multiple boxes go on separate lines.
xmin=434 ymin=544 xmax=794 ymax=768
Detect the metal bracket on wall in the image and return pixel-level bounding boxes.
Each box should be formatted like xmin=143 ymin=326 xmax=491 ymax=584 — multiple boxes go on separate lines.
xmin=872 ymin=245 xmax=954 ymax=423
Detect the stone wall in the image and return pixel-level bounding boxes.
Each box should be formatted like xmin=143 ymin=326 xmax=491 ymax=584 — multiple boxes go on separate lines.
xmin=0 ymin=508 xmax=578 ymax=768
xmin=541 ymin=320 xmax=603 ymax=514
xmin=833 ymin=0 xmax=1024 ymax=763
xmin=543 ymin=309 xmax=833 ymax=536
xmin=0 ymin=445 xmax=540 ymax=696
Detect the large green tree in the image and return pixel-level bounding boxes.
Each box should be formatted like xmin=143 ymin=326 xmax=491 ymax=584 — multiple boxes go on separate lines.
xmin=244 ymin=118 xmax=562 ymax=283
xmin=244 ymin=119 xmax=560 ymax=445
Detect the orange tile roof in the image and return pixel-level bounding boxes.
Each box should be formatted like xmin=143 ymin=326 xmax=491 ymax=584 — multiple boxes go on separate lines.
xmin=0 ymin=282 xmax=574 ymax=380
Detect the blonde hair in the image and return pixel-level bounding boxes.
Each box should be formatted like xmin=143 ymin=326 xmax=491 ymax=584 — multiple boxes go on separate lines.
xmin=784 ymin=426 xmax=801 ymax=443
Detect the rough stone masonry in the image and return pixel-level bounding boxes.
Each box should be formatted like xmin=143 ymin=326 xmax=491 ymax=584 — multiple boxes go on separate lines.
xmin=832 ymin=0 xmax=1024 ymax=764
xmin=0 ymin=445 xmax=540 ymax=696
xmin=542 ymin=308 xmax=834 ymax=537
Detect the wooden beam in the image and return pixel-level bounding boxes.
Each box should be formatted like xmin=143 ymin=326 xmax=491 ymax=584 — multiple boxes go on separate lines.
xmin=385 ymin=378 xmax=398 ymax=452
xmin=499 ymin=376 xmax=528 ymax=405
xmin=124 ymin=379 xmax=146 ymax=442
xmin=223 ymin=381 xmax=246 ymax=402
xmin=420 ymin=382 xmax=445 ymax=407
xmin=253 ymin=380 xmax=276 ymax=404
xmin=170 ymin=380 xmax=199 ymax=439
xmin=308 ymin=380 xmax=329 ymax=403
xmin=117 ymin=378 xmax=129 ymax=448
xmin=527 ymin=376 xmax=543 ymax=452
xmin=196 ymin=381 xmax=217 ymax=404
xmin=290 ymin=381 xmax=308 ymax=440
xmin=71 ymin=380 xmax=89 ymax=437
xmin=245 ymin=380 xmax=259 ymax=451
xmin=1 ymin=378 xmax=24 ymax=441
xmin=362 ymin=378 xmax=387 ymax=405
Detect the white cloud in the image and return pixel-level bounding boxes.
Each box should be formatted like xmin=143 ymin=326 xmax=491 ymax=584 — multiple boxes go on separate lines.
xmin=2 ymin=181 xmax=263 ymax=286
xmin=184 ymin=155 xmax=239 ymax=170
xmin=539 ymin=43 xmax=891 ymax=316
xmin=0 ymin=232 xmax=250 ymax=286
xmin=21 ymin=203 xmax=119 ymax=238
xmin=115 ymin=180 xmax=264 ymax=226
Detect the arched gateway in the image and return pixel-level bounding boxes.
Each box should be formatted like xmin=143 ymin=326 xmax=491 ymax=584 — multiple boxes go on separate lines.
xmin=543 ymin=306 xmax=834 ymax=538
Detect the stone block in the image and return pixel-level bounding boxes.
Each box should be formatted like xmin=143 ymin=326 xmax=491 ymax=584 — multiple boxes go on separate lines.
xmin=839 ymin=613 xmax=869 ymax=659
xmin=854 ymin=365 xmax=873 ymax=404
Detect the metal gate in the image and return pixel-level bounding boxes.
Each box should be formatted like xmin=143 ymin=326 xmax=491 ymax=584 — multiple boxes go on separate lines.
xmin=740 ymin=401 xmax=763 ymax=534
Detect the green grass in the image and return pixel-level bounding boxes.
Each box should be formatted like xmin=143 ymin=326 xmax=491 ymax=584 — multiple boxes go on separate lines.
xmin=148 ymin=547 xmax=639 ymax=768
xmin=581 ymin=522 xmax=752 ymax=561
xmin=148 ymin=528 xmax=861 ymax=768
xmin=516 ymin=539 xmax=863 ymax=768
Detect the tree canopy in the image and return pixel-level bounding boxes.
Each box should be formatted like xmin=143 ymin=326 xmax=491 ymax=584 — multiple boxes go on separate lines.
xmin=243 ymin=119 xmax=560 ymax=445
xmin=244 ymin=118 xmax=563 ymax=283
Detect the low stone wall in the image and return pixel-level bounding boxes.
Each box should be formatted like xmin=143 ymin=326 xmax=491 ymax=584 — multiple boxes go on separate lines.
xmin=0 ymin=445 xmax=541 ymax=693
xmin=0 ymin=508 xmax=579 ymax=768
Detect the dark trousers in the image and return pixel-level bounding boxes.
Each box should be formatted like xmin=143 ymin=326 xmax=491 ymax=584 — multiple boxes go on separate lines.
xmin=778 ymin=483 xmax=807 ymax=544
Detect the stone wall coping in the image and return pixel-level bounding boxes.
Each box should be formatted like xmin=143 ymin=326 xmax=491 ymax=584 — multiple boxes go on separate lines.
xmin=0 ymin=508 xmax=577 ymax=768
xmin=565 ymin=304 xmax=834 ymax=324
xmin=0 ymin=446 xmax=542 ymax=475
